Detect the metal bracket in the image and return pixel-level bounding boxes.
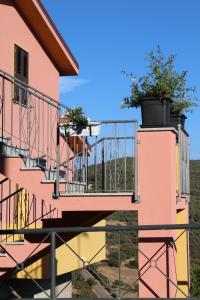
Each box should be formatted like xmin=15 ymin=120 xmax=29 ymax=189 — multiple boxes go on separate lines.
xmin=133 ymin=194 xmax=141 ymax=203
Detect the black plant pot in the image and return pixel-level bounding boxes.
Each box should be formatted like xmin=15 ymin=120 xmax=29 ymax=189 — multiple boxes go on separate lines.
xmin=140 ymin=97 xmax=172 ymax=128
xmin=170 ymin=112 xmax=187 ymax=130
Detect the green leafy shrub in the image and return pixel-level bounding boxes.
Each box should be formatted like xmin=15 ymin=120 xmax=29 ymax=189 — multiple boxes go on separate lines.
xmin=107 ymin=250 xmax=120 ymax=267
xmin=121 ymin=45 xmax=198 ymax=113
xmin=125 ymin=258 xmax=138 ymax=269
xmin=86 ymin=278 xmax=96 ymax=286
xmin=65 ymin=106 xmax=88 ymax=126
xmin=190 ymin=261 xmax=200 ymax=297
xmin=112 ymin=280 xmax=124 ymax=288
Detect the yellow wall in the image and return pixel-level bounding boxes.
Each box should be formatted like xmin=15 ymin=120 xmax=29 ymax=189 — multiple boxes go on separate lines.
xmin=5 ymin=185 xmax=29 ymax=242
xmin=10 ymin=186 xmax=106 ymax=279
xmin=176 ymin=209 xmax=189 ymax=298
xmin=16 ymin=219 xmax=106 ymax=279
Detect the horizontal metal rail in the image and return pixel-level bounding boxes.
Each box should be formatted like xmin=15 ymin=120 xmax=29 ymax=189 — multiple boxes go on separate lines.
xmin=100 ymin=120 xmax=137 ymax=124
xmin=0 ymin=69 xmax=68 ymax=110
xmin=0 ymin=223 xmax=199 ymax=235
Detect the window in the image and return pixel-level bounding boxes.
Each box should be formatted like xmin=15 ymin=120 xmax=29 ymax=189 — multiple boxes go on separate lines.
xmin=14 ymin=45 xmax=29 ymax=106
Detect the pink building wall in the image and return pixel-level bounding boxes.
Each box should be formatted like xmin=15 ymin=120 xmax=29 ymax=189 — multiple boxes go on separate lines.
xmin=0 ymin=0 xmax=59 ymax=99
xmin=0 ymin=1 xmax=73 ymax=168
xmin=137 ymin=128 xmax=189 ymax=298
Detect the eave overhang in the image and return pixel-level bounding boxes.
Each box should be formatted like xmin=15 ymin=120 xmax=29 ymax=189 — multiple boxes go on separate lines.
xmin=13 ymin=0 xmax=79 ymax=76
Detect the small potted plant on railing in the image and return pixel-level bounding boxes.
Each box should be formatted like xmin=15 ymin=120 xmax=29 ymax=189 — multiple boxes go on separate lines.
xmin=60 ymin=106 xmax=100 ymax=136
xmin=121 ymin=45 xmax=198 ymax=128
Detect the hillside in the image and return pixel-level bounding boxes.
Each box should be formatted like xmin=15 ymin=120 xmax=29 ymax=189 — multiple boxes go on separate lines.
xmin=189 ymin=160 xmax=200 ymax=223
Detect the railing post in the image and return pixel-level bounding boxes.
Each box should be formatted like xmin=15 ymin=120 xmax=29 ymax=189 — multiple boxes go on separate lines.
xmin=1 ymin=77 xmax=5 ymax=140
xmin=54 ymin=106 xmax=60 ymax=199
xmin=94 ymin=137 xmax=97 ymax=191
xmin=118 ymin=231 xmax=121 ymax=299
xmin=178 ymin=124 xmax=182 ymax=202
xmin=50 ymin=231 xmax=56 ymax=299
xmin=134 ymin=121 xmax=139 ymax=202
xmin=82 ymin=136 xmax=86 ymax=184
xmin=102 ymin=140 xmax=105 ymax=192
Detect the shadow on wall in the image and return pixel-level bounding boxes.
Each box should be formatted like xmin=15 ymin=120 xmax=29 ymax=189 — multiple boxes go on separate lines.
xmin=0 ymin=272 xmax=72 ymax=298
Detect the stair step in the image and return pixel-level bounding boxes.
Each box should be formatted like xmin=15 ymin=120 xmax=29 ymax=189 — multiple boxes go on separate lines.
xmin=5 ymin=241 xmax=25 ymax=245
xmin=20 ymin=167 xmax=42 ymax=171
xmin=44 ymin=169 xmax=66 ymax=181
xmin=0 ymin=142 xmax=28 ymax=157
xmin=0 ymin=136 xmax=11 ymax=145
xmin=0 ymin=252 xmax=7 ymax=257
xmin=41 ymin=180 xmax=67 ymax=184
xmin=42 ymin=218 xmax=63 ymax=225
xmin=60 ymin=192 xmax=134 ymax=196
xmin=22 ymin=156 xmax=47 ymax=169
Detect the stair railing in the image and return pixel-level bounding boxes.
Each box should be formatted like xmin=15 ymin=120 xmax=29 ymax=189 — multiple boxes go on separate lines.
xmin=0 ymin=70 xmax=139 ymax=197
xmin=0 ymin=70 xmax=70 ymax=198
xmin=0 ymin=177 xmax=59 ymax=243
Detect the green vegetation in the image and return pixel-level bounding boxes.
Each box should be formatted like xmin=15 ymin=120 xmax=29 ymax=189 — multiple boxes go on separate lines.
xmin=61 ymin=106 xmax=88 ymax=136
xmin=112 ymin=279 xmax=124 ymax=288
xmin=65 ymin=106 xmax=88 ymax=126
xmin=190 ymin=260 xmax=200 ymax=297
xmin=125 ymin=258 xmax=138 ymax=269
xmin=72 ymin=271 xmax=96 ymax=298
xmin=87 ymin=157 xmax=135 ymax=192
xmin=121 ymin=45 xmax=198 ymax=113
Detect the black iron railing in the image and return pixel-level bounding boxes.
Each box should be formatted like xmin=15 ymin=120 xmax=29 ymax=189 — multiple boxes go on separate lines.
xmin=0 ymin=223 xmax=199 ymax=299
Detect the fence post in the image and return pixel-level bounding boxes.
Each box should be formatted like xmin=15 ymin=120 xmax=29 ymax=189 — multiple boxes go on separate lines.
xmin=51 ymin=231 xmax=56 ymax=299
xmin=1 ymin=77 xmax=5 ymax=141
xmin=102 ymin=140 xmax=105 ymax=191
xmin=54 ymin=106 xmax=60 ymax=198
xmin=134 ymin=121 xmax=139 ymax=202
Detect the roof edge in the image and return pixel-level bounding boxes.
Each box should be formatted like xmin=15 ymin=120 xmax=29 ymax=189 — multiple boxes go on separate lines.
xmin=14 ymin=0 xmax=79 ymax=76
xmin=36 ymin=0 xmax=79 ymax=71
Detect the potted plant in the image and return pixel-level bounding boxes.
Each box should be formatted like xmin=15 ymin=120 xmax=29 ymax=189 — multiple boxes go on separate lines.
xmin=60 ymin=106 xmax=88 ymax=136
xmin=59 ymin=106 xmax=100 ymax=136
xmin=121 ymin=46 xmax=198 ymax=128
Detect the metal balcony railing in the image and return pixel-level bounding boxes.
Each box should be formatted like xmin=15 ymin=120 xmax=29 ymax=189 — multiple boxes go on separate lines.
xmin=0 ymin=70 xmax=138 ymax=197
xmin=0 ymin=223 xmax=199 ymax=299
xmin=61 ymin=120 xmax=138 ymax=194
xmin=177 ymin=126 xmax=190 ymax=200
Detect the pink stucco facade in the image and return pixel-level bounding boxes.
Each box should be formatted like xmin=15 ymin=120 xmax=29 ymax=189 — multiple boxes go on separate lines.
xmin=0 ymin=0 xmax=59 ymax=99
xmin=137 ymin=128 xmax=189 ymax=298
xmin=0 ymin=1 xmax=75 ymax=168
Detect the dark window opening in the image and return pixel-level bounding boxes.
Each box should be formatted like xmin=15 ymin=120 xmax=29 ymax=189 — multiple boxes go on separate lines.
xmin=14 ymin=45 xmax=29 ymax=106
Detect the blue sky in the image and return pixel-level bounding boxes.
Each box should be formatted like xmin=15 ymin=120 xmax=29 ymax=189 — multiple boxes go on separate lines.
xmin=42 ymin=0 xmax=200 ymax=158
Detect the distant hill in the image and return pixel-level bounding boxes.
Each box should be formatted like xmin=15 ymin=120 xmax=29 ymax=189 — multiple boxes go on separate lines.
xmin=189 ymin=160 xmax=200 ymax=224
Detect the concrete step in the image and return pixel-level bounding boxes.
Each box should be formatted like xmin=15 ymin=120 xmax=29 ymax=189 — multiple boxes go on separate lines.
xmin=0 ymin=141 xmax=28 ymax=157
xmin=0 ymin=252 xmax=7 ymax=257
xmin=4 ymin=241 xmax=25 ymax=246
xmin=60 ymin=181 xmax=86 ymax=195
xmin=0 ymin=136 xmax=11 ymax=145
